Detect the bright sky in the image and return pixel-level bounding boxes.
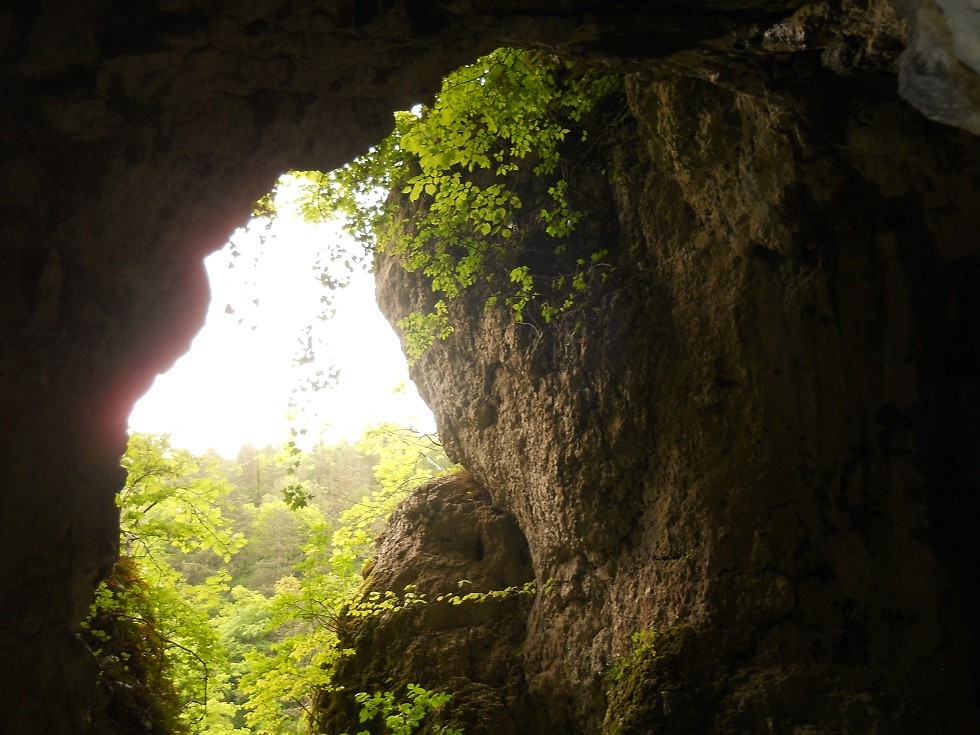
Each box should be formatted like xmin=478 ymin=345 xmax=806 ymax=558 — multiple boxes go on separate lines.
xmin=128 ymin=199 xmax=436 ymax=457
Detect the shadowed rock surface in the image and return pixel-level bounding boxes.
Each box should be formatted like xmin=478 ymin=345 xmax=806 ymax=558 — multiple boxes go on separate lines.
xmin=314 ymin=472 xmax=536 ymax=735
xmin=1 ymin=0 xmax=978 ymax=732
xmin=375 ymin=46 xmax=980 ymax=735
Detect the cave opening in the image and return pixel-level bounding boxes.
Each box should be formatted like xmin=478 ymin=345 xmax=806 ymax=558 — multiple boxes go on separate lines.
xmin=84 ymin=173 xmax=452 ymax=734
xmin=90 ymin=42 xmax=616 ymax=731
xmin=3 ymin=3 xmax=980 ymax=731
xmin=83 ymin=42 xmax=596 ymax=732
xmin=128 ymin=173 xmax=436 ymax=456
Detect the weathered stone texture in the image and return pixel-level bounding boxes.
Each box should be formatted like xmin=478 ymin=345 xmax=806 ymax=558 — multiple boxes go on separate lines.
xmin=1 ymin=0 xmax=979 ymax=732
xmin=376 ymin=49 xmax=980 ymax=735
xmin=314 ymin=473 xmax=536 ymax=735
xmin=897 ymin=0 xmax=980 ymax=133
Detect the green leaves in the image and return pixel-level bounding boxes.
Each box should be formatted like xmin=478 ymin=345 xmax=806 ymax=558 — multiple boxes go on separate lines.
xmin=118 ymin=434 xmax=245 ymax=563
xmin=338 ymin=685 xmax=461 ymax=735
xmin=396 ymin=301 xmax=454 ymax=361
xmin=83 ymin=434 xmax=247 ymax=733
xmin=237 ymin=426 xmax=452 ymax=733
xmin=285 ymin=48 xmax=618 ymax=360
xmin=387 ymin=50 xmax=616 ymax=342
xmin=279 ymin=435 xmax=314 ymax=510
xmin=86 ymin=429 xmax=461 ymax=734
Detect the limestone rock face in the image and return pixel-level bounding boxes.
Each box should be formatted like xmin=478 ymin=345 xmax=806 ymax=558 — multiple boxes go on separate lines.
xmin=376 ymin=50 xmax=980 ymax=735
xmin=1 ymin=0 xmax=979 ymax=732
xmin=0 ymin=3 xmax=754 ymax=730
xmin=314 ymin=473 xmax=536 ymax=735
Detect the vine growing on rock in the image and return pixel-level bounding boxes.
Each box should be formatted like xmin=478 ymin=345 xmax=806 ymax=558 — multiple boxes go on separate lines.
xmin=279 ymin=47 xmax=619 ymax=357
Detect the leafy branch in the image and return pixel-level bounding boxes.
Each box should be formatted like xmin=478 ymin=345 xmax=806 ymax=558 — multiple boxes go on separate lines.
xmin=280 ymin=48 xmax=619 ymax=359
xmin=338 ymin=684 xmax=462 ymax=735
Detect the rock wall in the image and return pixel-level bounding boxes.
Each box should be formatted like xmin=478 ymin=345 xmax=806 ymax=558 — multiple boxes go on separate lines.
xmin=314 ymin=473 xmax=537 ymax=735
xmin=897 ymin=0 xmax=980 ymax=133
xmin=1 ymin=0 xmax=979 ymax=732
xmin=0 ymin=3 xmax=732 ymax=730
xmin=374 ymin=36 xmax=980 ymax=735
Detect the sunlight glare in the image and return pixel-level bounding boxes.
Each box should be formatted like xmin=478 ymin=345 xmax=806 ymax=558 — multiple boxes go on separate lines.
xmin=128 ymin=209 xmax=435 ymax=456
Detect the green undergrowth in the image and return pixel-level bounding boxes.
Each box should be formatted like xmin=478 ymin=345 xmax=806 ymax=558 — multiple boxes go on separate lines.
xmin=81 ymin=428 xmax=456 ymax=735
xmin=338 ymin=685 xmax=462 ymax=735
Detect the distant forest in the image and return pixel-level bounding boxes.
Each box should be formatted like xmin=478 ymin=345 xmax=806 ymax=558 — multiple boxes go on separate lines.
xmin=81 ymin=426 xmax=451 ymax=734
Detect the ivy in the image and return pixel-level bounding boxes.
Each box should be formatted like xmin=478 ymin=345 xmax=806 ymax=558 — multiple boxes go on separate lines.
xmin=343 ymin=579 xmax=536 ymax=620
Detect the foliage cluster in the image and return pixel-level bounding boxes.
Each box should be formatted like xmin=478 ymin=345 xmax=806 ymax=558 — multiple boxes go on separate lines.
xmin=604 ymin=630 xmax=659 ymax=683
xmin=238 ymin=425 xmax=452 ymax=733
xmin=82 ymin=427 xmax=453 ymax=735
xmin=82 ymin=48 xmax=620 ymax=735
xmin=284 ymin=48 xmax=619 ymax=357
xmin=339 ymin=685 xmax=462 ymax=735
xmin=82 ymin=434 xmax=244 ymax=732
xmin=81 ymin=557 xmax=189 ymax=735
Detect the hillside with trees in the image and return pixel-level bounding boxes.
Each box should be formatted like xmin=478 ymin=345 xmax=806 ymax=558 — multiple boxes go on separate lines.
xmin=81 ymin=427 xmax=451 ymax=734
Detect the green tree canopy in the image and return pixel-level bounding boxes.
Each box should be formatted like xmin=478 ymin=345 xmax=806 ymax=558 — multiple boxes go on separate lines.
xmin=83 ymin=434 xmax=248 ymax=733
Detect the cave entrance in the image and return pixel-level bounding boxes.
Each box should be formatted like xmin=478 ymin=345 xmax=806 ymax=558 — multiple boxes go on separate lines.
xmin=128 ymin=173 xmax=435 ymax=455
xmin=89 ymin=42 xmax=617 ymax=733
xmin=84 ymin=174 xmax=450 ymax=732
